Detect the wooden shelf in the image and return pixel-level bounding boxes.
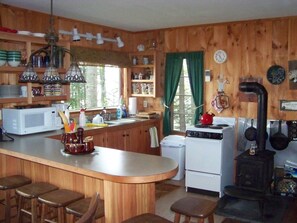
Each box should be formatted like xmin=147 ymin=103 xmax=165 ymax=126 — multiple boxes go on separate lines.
xmin=32 ymin=95 xmax=68 ymax=101
xmin=0 ymin=31 xmax=47 ymax=44
xmin=128 ymin=51 xmax=158 ymax=98
xmin=0 ymin=66 xmax=67 ymax=73
xmin=131 ymin=93 xmax=154 ymax=97
xmin=0 ymin=95 xmax=68 ymax=104
xmin=0 ymin=97 xmax=27 ymax=103
xmin=131 ymin=79 xmax=154 ymax=83
xmin=131 ymin=64 xmax=154 ymax=68
xmin=0 ymin=31 xmax=70 ymax=105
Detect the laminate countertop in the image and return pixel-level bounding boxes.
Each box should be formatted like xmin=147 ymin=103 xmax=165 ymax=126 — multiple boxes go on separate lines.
xmin=0 ymin=131 xmax=178 ymax=184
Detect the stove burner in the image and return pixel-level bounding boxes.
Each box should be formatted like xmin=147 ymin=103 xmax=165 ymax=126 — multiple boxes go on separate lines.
xmin=209 ymin=126 xmax=223 ymax=129
xmin=217 ymin=124 xmax=229 ymax=127
xmin=194 ymin=124 xmax=211 ymax=128
xmin=195 ymin=123 xmax=228 ymax=129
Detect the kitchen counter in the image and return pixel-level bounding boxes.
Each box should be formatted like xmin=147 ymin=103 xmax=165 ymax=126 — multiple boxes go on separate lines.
xmin=0 ymin=130 xmax=178 ymax=222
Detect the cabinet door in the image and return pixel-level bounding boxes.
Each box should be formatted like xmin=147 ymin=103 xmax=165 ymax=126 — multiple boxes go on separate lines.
xmin=142 ymin=124 xmax=160 ymax=155
xmin=92 ymin=132 xmax=106 ymax=147
xmin=106 ymin=129 xmax=126 ymax=150
xmin=125 ymin=127 xmax=142 ymax=152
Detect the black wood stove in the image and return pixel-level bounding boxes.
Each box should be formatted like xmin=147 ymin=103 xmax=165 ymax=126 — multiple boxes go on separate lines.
xmin=217 ymin=82 xmax=276 ymax=221
xmin=236 ymin=149 xmax=275 ymax=192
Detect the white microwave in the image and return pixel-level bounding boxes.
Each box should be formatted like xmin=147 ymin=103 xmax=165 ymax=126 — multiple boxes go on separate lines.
xmin=2 ymin=107 xmax=62 ymax=135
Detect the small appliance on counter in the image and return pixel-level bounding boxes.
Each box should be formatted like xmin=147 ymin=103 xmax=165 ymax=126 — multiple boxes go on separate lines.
xmin=2 ymin=107 xmax=62 ymax=135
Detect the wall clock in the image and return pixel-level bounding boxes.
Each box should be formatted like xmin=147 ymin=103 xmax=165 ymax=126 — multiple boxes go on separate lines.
xmin=214 ymin=50 xmax=227 ymax=64
xmin=267 ymin=65 xmax=286 ymax=85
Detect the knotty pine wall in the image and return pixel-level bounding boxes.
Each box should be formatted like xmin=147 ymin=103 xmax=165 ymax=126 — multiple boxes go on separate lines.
xmin=1 ymin=3 xmax=297 ymax=120
xmin=133 ymin=18 xmax=297 ymax=120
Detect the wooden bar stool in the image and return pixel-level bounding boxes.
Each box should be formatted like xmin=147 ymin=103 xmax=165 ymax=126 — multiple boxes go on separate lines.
xmin=121 ymin=213 xmax=173 ymax=223
xmin=38 ymin=189 xmax=84 ymax=223
xmin=16 ymin=182 xmax=59 ymax=223
xmin=75 ymin=193 xmax=100 ymax=223
xmin=0 ymin=175 xmax=31 ymax=223
xmin=170 ymin=197 xmax=217 ymax=223
xmin=66 ymin=195 xmax=104 ymax=222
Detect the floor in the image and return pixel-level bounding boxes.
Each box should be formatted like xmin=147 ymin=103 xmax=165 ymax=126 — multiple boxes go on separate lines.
xmin=156 ymin=179 xmax=226 ymax=223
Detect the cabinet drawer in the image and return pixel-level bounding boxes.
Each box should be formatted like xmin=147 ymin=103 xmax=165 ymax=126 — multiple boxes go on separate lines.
xmin=186 ymin=170 xmax=221 ymax=191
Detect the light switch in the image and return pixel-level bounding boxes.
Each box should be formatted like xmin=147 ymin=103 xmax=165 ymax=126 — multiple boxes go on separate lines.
xmin=205 ymin=70 xmax=211 ymax=82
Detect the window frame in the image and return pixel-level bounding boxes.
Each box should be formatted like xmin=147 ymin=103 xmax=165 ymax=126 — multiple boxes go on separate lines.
xmin=68 ymin=62 xmax=123 ymax=111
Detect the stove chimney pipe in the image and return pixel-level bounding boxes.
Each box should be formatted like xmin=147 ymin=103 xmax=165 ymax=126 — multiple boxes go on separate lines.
xmin=239 ymin=82 xmax=268 ymax=150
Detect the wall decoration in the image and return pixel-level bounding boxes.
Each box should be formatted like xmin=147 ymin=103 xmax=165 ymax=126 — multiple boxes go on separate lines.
xmin=266 ymin=65 xmax=286 ymax=85
xmin=211 ymin=75 xmax=229 ymax=113
xmin=289 ymin=60 xmax=297 ymax=90
xmin=280 ymin=100 xmax=297 ymax=111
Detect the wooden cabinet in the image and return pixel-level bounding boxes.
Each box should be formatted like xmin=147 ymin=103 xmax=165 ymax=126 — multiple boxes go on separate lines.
xmin=105 ymin=126 xmax=142 ymax=151
xmin=92 ymin=131 xmax=107 ymax=147
xmin=128 ymin=51 xmax=160 ymax=98
xmin=0 ymin=31 xmax=70 ymax=105
xmin=142 ymin=121 xmax=160 ymax=155
xmin=82 ymin=119 xmax=160 ymax=154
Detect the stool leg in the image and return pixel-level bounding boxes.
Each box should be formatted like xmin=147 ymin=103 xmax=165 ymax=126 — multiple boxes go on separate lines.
xmin=4 ymin=190 xmax=11 ymax=223
xmin=57 ymin=207 xmax=65 ymax=223
xmin=208 ymin=214 xmax=214 ymax=223
xmin=17 ymin=195 xmax=23 ymax=223
xmin=31 ymin=198 xmax=38 ymax=223
xmin=197 ymin=219 xmax=204 ymax=223
xmin=40 ymin=203 xmax=47 ymax=223
xmin=184 ymin=216 xmax=191 ymax=223
xmin=174 ymin=213 xmax=181 ymax=223
xmin=66 ymin=212 xmax=75 ymax=223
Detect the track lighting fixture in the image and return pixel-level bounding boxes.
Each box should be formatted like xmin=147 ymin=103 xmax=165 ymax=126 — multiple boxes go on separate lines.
xmin=59 ymin=29 xmax=124 ymax=48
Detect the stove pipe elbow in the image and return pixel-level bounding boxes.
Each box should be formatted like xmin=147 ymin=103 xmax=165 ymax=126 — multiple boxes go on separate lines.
xmin=239 ymin=82 xmax=268 ymax=150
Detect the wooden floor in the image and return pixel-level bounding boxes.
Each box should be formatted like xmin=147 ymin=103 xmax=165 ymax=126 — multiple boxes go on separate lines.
xmin=156 ymin=179 xmax=297 ymax=223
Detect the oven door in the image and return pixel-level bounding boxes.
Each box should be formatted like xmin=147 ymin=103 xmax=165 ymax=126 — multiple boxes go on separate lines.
xmin=186 ymin=137 xmax=222 ymax=174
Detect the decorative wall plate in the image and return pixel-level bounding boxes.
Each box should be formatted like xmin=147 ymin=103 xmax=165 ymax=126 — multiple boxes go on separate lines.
xmin=267 ymin=65 xmax=286 ymax=85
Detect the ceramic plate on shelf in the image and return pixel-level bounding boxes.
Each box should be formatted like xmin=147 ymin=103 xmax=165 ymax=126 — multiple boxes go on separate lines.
xmin=267 ymin=65 xmax=286 ymax=85
xmin=33 ymin=33 xmax=45 ymax=37
xmin=17 ymin=30 xmax=32 ymax=35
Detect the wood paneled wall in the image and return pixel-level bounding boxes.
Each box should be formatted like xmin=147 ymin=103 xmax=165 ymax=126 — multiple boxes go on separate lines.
xmin=1 ymin=3 xmax=297 ymax=120
xmin=162 ymin=18 xmax=297 ymax=120
xmin=0 ymin=3 xmax=133 ymax=52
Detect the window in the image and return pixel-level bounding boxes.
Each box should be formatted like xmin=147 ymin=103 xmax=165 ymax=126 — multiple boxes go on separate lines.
xmin=172 ymin=59 xmax=196 ymax=132
xmin=69 ymin=63 xmax=120 ymax=110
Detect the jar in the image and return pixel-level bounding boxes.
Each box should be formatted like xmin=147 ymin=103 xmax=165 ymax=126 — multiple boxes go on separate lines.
xmin=132 ymin=56 xmax=138 ymax=65
xmin=249 ymin=143 xmax=257 ymax=155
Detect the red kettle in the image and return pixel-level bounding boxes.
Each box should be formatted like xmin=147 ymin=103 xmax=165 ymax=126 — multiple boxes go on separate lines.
xmin=200 ymin=112 xmax=215 ymax=125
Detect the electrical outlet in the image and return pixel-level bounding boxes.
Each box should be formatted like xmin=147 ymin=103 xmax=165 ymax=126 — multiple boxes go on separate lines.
xmin=143 ymin=100 xmax=148 ymax=108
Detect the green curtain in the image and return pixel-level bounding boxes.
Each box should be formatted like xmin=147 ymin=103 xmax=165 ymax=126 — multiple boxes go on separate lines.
xmin=186 ymin=52 xmax=204 ymax=124
xmin=163 ymin=53 xmax=183 ymax=136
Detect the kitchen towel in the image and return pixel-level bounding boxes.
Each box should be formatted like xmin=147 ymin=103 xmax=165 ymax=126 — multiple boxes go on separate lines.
xmin=149 ymin=127 xmax=159 ymax=148
xmin=128 ymin=97 xmax=137 ymax=116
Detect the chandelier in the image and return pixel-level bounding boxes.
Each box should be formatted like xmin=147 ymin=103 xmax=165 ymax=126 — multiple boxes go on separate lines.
xmin=19 ymin=0 xmax=86 ymax=84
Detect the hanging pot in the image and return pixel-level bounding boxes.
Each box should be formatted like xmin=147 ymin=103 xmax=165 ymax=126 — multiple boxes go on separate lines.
xmin=244 ymin=119 xmax=257 ymax=141
xmin=269 ymin=120 xmax=290 ymax=150
xmin=200 ymin=112 xmax=215 ymax=125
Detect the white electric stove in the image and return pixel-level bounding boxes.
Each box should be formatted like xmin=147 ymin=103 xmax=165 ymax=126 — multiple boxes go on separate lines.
xmin=185 ymin=117 xmax=236 ymax=197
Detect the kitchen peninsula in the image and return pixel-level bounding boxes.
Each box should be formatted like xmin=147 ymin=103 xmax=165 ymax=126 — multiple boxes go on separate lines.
xmin=0 ymin=131 xmax=178 ymax=223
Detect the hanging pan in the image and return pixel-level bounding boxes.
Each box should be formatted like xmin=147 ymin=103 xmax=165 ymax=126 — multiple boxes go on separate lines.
xmin=269 ymin=120 xmax=290 ymax=150
xmin=245 ymin=119 xmax=257 ymax=141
